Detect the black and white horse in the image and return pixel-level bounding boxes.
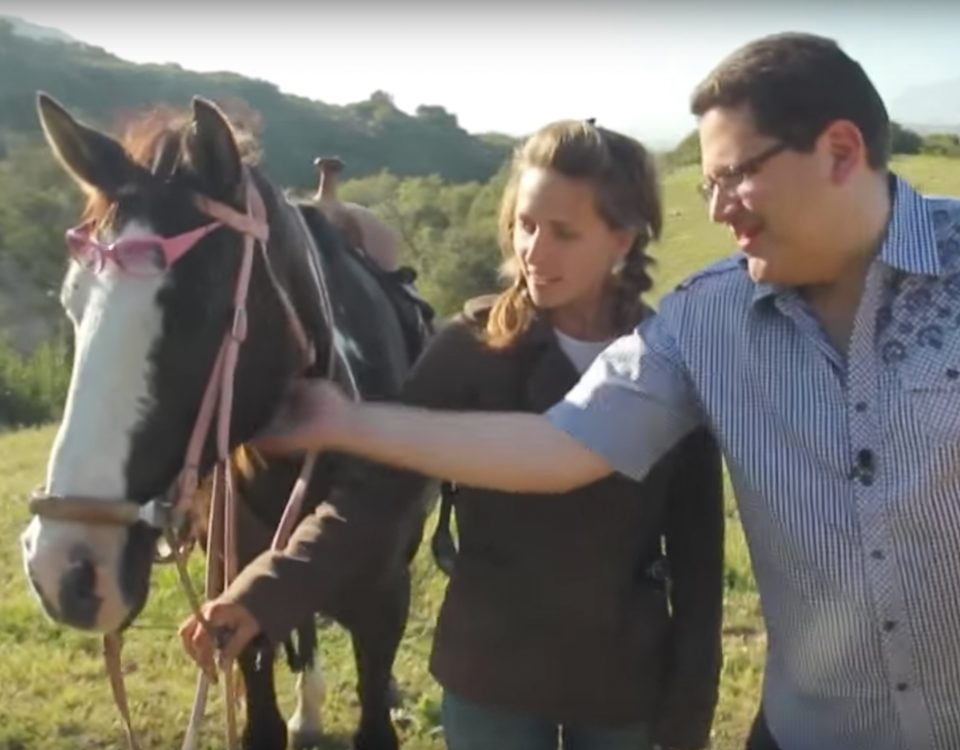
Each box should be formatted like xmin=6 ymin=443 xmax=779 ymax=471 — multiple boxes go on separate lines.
xmin=19 ymin=94 xmax=432 ymax=749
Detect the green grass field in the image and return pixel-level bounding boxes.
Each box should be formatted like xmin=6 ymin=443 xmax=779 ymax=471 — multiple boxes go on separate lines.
xmin=1 ymin=156 xmax=957 ymax=750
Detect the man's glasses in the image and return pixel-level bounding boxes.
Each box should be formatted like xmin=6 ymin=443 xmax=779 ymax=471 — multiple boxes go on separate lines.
xmin=697 ymin=141 xmax=789 ymax=203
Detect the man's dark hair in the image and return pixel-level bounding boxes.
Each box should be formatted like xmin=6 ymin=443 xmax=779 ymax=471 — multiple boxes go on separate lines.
xmin=690 ymin=33 xmax=890 ymax=169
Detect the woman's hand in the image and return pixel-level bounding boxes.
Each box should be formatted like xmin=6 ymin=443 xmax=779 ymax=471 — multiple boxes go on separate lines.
xmin=178 ymin=599 xmax=261 ymax=678
xmin=253 ymin=379 xmax=353 ymax=455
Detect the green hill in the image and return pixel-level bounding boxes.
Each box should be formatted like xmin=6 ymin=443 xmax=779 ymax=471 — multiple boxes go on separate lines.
xmin=2 ymin=14 xmax=76 ymax=43
xmin=0 ymin=18 xmax=512 ymax=188
xmin=0 ymin=16 xmax=520 ymax=356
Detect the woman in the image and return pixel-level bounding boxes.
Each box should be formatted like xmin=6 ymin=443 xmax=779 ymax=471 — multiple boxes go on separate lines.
xmin=182 ymin=120 xmax=724 ymax=750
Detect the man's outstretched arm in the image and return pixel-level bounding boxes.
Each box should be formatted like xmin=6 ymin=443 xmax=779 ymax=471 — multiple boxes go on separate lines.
xmin=256 ymin=382 xmax=613 ymax=494
xmin=254 ymin=316 xmax=702 ymax=494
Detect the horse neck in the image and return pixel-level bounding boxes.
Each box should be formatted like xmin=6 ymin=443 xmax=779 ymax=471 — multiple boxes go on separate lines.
xmin=255 ymin=179 xmax=336 ymax=378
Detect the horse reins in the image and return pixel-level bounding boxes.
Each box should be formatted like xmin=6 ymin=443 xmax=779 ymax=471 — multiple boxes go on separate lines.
xmin=28 ymin=171 xmax=340 ymax=750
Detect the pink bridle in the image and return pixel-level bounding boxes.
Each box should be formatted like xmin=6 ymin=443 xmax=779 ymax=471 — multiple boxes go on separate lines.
xmin=65 ymin=217 xmax=224 ymax=275
xmin=29 ymin=170 xmax=333 ymax=750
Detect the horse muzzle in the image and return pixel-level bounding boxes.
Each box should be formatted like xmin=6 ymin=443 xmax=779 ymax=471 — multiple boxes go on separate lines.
xmin=23 ymin=495 xmax=163 ymax=632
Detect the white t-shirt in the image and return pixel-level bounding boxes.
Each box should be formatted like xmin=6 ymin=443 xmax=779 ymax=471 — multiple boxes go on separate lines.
xmin=553 ymin=328 xmax=615 ymax=375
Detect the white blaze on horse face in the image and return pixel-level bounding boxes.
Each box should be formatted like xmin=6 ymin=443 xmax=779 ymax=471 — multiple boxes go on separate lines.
xmin=21 ymin=220 xmax=166 ymax=633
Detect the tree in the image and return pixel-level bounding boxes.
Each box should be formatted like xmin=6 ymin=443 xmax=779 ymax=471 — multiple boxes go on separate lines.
xmin=416 ymin=105 xmax=459 ymax=129
xmin=890 ymin=121 xmax=923 ymax=155
xmin=921 ymin=133 xmax=960 ymax=158
xmin=0 ymin=30 xmax=512 ymax=186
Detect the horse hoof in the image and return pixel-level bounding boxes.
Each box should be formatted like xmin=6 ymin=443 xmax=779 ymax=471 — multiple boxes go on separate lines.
xmin=290 ymin=729 xmax=325 ymax=750
xmin=352 ymin=726 xmax=399 ymax=750
xmin=243 ymin=727 xmax=288 ymax=750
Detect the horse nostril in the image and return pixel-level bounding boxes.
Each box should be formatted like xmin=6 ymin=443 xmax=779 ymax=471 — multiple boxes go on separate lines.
xmin=59 ymin=555 xmax=101 ymax=629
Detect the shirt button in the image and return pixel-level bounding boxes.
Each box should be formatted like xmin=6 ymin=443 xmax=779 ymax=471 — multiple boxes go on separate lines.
xmin=947 ymin=368 xmax=960 ymax=380
xmin=854 ymin=401 xmax=868 ymax=413
xmin=883 ymin=620 xmax=897 ymax=632
xmin=856 ymin=449 xmax=875 ymax=486
xmin=896 ymin=682 xmax=909 ymax=692
xmin=871 ymin=550 xmax=885 ymax=560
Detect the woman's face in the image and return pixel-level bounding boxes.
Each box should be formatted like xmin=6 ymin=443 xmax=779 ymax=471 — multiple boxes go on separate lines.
xmin=513 ymin=167 xmax=632 ymax=316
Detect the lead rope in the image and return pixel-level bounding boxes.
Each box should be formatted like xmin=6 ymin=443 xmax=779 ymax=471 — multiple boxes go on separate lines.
xmin=268 ymin=201 xmax=351 ymax=551
xmin=102 ymin=276 xmax=246 ymax=750
xmin=103 ymin=632 xmax=141 ymax=750
xmin=178 ymin=182 xmax=262 ymax=750
xmin=179 ymin=461 xmax=228 ymax=750
xmin=178 ymin=192 xmax=343 ymax=748
xmin=103 ymin=343 xmax=243 ymax=750
xmin=181 ymin=195 xmax=344 ymax=749
xmin=101 ymin=183 xmax=340 ymax=750
xmin=101 ymin=179 xmax=263 ymax=750
xmin=211 ymin=185 xmax=258 ymax=750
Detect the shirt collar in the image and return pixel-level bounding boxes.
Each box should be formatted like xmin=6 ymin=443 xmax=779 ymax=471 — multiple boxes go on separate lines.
xmin=751 ymin=173 xmax=940 ymax=306
xmin=880 ymin=173 xmax=941 ymax=276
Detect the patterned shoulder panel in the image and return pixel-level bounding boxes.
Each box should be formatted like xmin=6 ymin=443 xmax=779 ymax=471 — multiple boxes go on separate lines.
xmin=926 ymin=195 xmax=960 ymax=220
xmin=929 ymin=197 xmax=960 ymax=273
xmin=674 ymin=254 xmax=746 ymax=292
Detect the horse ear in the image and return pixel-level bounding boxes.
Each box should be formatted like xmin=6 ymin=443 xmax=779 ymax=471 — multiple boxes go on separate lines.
xmin=36 ymin=92 xmax=137 ymax=195
xmin=188 ymin=97 xmax=243 ymax=201
xmin=150 ymin=131 xmax=183 ymax=180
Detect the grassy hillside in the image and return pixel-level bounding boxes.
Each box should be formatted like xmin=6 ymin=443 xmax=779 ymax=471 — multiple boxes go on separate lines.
xmin=1 ymin=156 xmax=958 ymax=749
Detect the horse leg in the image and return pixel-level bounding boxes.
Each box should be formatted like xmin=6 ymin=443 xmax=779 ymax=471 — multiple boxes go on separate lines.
xmin=287 ymin=622 xmax=327 ymax=749
xmin=238 ymin=638 xmax=288 ymax=750
xmin=347 ymin=570 xmax=411 ymax=750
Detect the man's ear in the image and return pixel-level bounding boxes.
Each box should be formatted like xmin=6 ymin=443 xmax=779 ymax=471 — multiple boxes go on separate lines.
xmin=820 ymin=119 xmax=867 ymax=183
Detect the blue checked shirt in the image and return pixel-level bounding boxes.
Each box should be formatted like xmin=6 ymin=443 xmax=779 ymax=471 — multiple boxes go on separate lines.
xmin=548 ymin=176 xmax=960 ymax=750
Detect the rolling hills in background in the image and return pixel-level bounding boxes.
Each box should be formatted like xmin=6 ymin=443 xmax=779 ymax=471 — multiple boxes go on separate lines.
xmin=0 ymin=14 xmax=957 ymax=358
xmin=0 ymin=16 xmax=512 ymax=189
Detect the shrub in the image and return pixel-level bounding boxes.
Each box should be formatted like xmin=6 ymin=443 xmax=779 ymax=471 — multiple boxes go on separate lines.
xmin=0 ymin=335 xmax=71 ymax=428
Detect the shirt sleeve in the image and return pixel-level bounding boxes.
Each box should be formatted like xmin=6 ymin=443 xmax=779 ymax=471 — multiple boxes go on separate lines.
xmin=546 ymin=300 xmax=704 ymax=482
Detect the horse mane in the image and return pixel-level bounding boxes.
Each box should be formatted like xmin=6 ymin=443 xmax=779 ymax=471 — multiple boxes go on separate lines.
xmin=83 ymin=104 xmax=262 ymax=223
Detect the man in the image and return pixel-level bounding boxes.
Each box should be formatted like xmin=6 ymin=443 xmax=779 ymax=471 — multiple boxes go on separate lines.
xmin=188 ymin=33 xmax=960 ymax=750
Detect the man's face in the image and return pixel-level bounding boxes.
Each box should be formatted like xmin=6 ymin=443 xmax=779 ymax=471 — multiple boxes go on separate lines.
xmin=698 ymin=104 xmax=841 ymax=286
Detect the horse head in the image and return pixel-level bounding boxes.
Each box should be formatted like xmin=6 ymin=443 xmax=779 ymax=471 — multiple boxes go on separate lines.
xmin=20 ymin=94 xmax=328 ymax=633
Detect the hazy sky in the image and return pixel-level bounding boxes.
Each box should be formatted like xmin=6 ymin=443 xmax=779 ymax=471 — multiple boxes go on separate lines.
xmin=4 ymin=1 xmax=959 ymax=147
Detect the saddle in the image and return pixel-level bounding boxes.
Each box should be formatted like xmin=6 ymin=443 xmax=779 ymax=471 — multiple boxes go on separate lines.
xmin=351 ymin=249 xmax=436 ymax=364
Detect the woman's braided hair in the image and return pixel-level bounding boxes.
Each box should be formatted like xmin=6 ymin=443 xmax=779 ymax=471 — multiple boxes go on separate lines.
xmin=486 ymin=119 xmax=662 ymax=348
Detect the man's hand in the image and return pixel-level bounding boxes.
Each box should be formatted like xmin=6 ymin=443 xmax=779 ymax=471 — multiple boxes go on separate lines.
xmin=253 ymin=379 xmax=353 ymax=455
